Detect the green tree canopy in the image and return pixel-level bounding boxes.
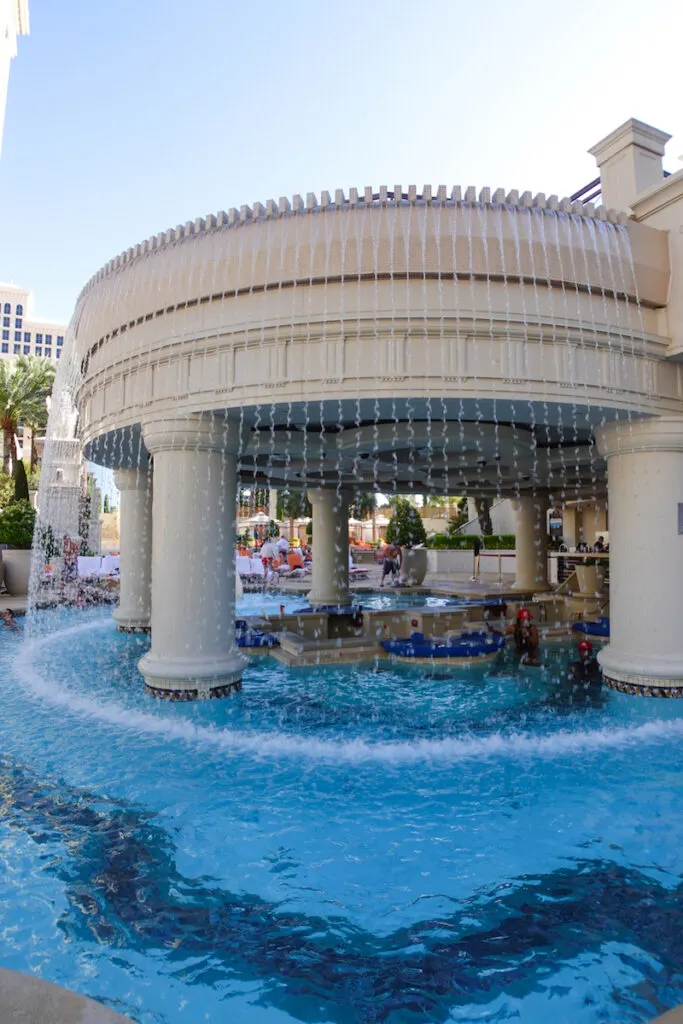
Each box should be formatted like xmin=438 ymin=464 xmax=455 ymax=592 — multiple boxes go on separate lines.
xmin=351 ymin=491 xmax=376 ymax=520
xmin=0 ymin=356 xmax=56 ymax=475
xmin=385 ymin=498 xmax=427 ymax=548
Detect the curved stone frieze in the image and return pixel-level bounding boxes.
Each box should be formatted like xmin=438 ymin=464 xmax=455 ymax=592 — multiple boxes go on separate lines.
xmin=71 ymin=192 xmax=676 ymax=484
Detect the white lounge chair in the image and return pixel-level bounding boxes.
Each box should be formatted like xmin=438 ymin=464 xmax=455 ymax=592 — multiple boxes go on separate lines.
xmin=101 ymin=554 xmax=120 ymax=576
xmin=349 ymin=553 xmax=370 ymax=580
xmin=77 ymin=556 xmax=102 ymax=579
xmin=236 ymin=555 xmax=253 ymax=578
xmin=249 ymin=558 xmax=265 ymax=578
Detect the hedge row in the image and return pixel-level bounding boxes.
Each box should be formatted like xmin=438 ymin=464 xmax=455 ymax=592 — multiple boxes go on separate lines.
xmin=426 ymin=533 xmax=516 ymax=550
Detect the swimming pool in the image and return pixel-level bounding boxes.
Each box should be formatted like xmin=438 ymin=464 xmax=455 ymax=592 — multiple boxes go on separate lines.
xmin=1 ymin=606 xmax=682 ymax=1023
xmin=239 ymin=590 xmax=451 ymax=616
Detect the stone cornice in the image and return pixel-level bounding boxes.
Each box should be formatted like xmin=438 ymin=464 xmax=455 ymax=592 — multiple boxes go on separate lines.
xmin=142 ymin=414 xmax=240 ymax=455
xmin=76 ymin=188 xmax=630 ymax=305
xmin=630 ymin=166 xmax=683 ymax=221
xmin=596 ymin=415 xmax=683 ymax=457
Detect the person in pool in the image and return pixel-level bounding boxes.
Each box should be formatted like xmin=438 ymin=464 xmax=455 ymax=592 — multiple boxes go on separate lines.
xmin=567 ymin=639 xmax=602 ymax=686
xmin=489 ymin=607 xmax=540 ymax=666
xmin=1 ymin=609 xmax=20 ymax=631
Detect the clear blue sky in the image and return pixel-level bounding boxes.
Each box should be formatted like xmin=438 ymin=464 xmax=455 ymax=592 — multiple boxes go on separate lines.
xmin=0 ymin=0 xmax=681 ymax=324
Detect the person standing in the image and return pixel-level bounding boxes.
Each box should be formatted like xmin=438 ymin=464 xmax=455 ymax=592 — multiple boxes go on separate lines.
xmin=471 ymin=536 xmax=482 ymax=581
xmin=380 ymin=542 xmax=402 ymax=588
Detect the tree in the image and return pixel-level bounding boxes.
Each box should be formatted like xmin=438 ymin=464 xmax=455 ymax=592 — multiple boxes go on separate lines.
xmin=0 ymin=356 xmax=56 ymax=475
xmin=103 ymin=494 xmax=110 ymax=514
xmin=13 ymin=460 xmax=29 ymax=503
xmin=385 ymin=498 xmax=427 ymax=548
xmin=351 ymin=491 xmax=376 ymax=520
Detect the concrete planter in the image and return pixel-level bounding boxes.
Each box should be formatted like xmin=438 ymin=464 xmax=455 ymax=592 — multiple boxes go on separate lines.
xmin=2 ymin=549 xmax=32 ymax=596
xmin=426 ymin=548 xmax=517 ymax=576
xmin=402 ymin=548 xmax=428 ymax=585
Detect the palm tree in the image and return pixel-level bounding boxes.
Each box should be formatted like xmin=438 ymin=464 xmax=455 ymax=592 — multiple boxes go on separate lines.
xmin=0 ymin=356 xmax=56 ymax=475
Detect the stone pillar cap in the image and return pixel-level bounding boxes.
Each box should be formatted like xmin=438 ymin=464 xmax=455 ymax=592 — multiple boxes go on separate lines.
xmin=142 ymin=414 xmax=240 ymax=454
xmin=589 ymin=118 xmax=671 ymax=164
xmin=113 ymin=466 xmax=151 ymax=490
xmin=596 ymin=415 xmax=683 ymax=457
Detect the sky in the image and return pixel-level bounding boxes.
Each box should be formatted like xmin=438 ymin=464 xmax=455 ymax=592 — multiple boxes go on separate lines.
xmin=0 ymin=0 xmax=682 ymax=325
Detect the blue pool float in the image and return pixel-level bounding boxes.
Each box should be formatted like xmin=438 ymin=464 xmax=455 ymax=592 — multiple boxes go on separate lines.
xmin=235 ymin=622 xmax=279 ymax=648
xmin=572 ymin=617 xmax=610 ymax=638
xmin=381 ymin=630 xmax=505 ymax=660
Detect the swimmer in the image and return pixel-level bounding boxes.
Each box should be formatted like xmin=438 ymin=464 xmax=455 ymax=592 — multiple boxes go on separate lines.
xmin=1 ymin=609 xmax=20 ymax=631
xmin=489 ymin=608 xmax=541 ymax=666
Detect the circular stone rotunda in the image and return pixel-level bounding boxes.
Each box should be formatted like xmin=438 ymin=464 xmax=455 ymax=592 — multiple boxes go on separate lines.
xmin=51 ymin=117 xmax=683 ymax=698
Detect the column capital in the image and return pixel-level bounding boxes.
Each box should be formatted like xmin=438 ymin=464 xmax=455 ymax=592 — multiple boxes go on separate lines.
xmin=113 ymin=466 xmax=150 ymax=492
xmin=596 ymin=416 xmax=683 ymax=459
xmin=142 ymin=414 xmax=240 ymax=456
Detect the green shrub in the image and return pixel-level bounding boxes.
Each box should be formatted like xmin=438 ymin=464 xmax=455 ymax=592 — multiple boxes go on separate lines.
xmin=385 ymin=499 xmax=427 ymax=548
xmin=0 ymin=499 xmax=36 ymax=549
xmin=425 ymin=533 xmax=517 ymax=550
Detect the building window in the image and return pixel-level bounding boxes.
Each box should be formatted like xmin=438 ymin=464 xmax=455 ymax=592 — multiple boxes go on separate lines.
xmin=45 ymin=334 xmax=52 ymax=344
xmin=3 ymin=303 xmax=10 ymax=315
xmin=2 ymin=317 xmax=8 ymax=327
xmin=23 ymin=345 xmax=30 ymax=355
xmin=15 ymin=318 xmax=22 ymax=328
xmin=14 ymin=331 xmax=21 ymax=341
xmin=44 ymin=348 xmax=52 ymax=358
xmin=36 ymin=332 xmax=42 ymax=343
xmin=57 ymin=335 xmax=64 ymax=346
xmin=56 ymin=349 xmax=61 ymax=359
xmin=1 ymin=343 xmax=7 ymax=354
xmin=16 ymin=304 xmax=23 ymax=316
xmin=13 ymin=344 xmax=20 ymax=354
xmin=2 ymin=330 xmax=8 ymax=341
xmin=35 ymin=346 xmax=42 ymax=356
xmin=23 ymin=332 xmax=30 ymax=342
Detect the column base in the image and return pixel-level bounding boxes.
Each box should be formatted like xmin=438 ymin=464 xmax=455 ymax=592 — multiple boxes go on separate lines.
xmin=598 ymin=647 xmax=683 ymax=697
xmin=138 ymin=650 xmax=246 ymax=700
xmin=113 ymin=607 xmax=151 ymax=633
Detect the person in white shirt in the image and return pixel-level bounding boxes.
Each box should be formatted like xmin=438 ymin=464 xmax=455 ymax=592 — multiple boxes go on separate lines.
xmin=277 ymin=536 xmax=290 ymax=557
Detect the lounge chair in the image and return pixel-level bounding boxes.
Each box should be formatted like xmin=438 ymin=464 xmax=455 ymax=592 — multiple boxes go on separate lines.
xmin=349 ymin=553 xmax=370 ymax=580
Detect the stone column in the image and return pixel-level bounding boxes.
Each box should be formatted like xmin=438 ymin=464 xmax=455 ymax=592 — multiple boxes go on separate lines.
xmin=596 ymin=417 xmax=683 ymax=695
xmin=306 ymin=487 xmax=352 ymax=607
xmin=512 ymin=493 xmax=550 ymax=592
xmin=138 ymin=414 xmax=246 ymax=698
xmin=112 ymin=465 xmax=152 ymax=632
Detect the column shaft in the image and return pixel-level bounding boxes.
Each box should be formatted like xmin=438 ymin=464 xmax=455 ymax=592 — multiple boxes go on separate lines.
xmin=307 ymin=488 xmax=351 ymax=607
xmin=597 ymin=417 xmax=683 ymax=694
xmin=138 ymin=416 xmax=245 ymax=698
xmin=512 ymin=494 xmax=550 ymax=592
xmin=113 ymin=466 xmax=153 ymax=631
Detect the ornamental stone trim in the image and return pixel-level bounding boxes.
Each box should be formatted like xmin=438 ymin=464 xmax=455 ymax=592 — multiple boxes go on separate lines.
xmin=141 ymin=414 xmax=241 ymax=455
xmin=603 ymin=675 xmax=683 ymax=697
xmin=596 ymin=415 xmax=683 ymax=458
xmin=77 ymin=188 xmax=630 ymax=303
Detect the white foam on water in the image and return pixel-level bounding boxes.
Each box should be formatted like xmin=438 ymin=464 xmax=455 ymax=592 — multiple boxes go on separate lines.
xmin=11 ymin=617 xmax=683 ymax=766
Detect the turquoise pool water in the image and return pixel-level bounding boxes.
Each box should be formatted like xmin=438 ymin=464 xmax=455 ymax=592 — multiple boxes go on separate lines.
xmin=238 ymin=590 xmax=453 ymax=616
xmin=1 ymin=606 xmax=683 ymax=1023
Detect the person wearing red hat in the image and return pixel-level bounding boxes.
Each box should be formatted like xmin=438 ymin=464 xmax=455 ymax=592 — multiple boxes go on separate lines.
xmin=489 ymin=606 xmax=541 ymax=665
xmin=567 ymin=638 xmax=602 ymax=687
